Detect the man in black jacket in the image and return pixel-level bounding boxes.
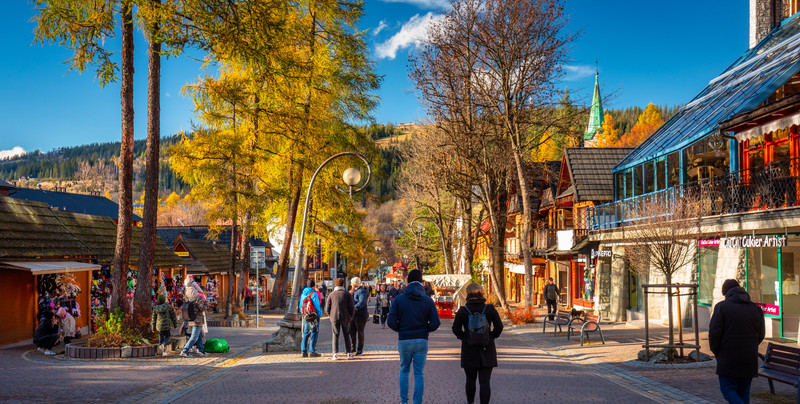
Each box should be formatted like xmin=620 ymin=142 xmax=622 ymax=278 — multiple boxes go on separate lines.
xmin=388 ymin=270 xmax=440 ymax=404
xmin=543 ymin=278 xmax=558 ymax=317
xmin=709 ymin=279 xmax=765 ymax=404
xmin=325 ymin=278 xmax=355 ymax=360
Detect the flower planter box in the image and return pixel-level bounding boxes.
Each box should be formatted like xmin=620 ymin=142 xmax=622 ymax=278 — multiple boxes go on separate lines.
xmin=65 ymin=342 xmax=157 ymax=359
xmin=206 ymin=319 xmax=255 ymax=328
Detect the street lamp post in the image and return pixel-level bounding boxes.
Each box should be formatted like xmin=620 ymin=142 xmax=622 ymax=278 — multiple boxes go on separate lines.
xmin=410 ymin=216 xmax=449 ymax=273
xmin=359 ymin=240 xmax=385 ymax=279
xmin=264 ymin=152 xmax=371 ymax=353
xmin=286 ymin=152 xmax=372 ymax=321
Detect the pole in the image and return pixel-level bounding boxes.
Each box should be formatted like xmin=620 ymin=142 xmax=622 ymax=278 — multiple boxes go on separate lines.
xmin=256 ymin=259 xmax=259 ymax=328
xmin=285 ymin=152 xmax=372 ymax=321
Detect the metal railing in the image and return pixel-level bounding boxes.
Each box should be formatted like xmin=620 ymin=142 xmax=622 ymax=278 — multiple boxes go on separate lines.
xmin=589 ymin=157 xmax=800 ymax=230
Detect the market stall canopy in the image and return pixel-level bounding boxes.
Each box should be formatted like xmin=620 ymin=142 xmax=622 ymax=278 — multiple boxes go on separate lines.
xmin=422 ymin=274 xmax=472 ymax=288
xmin=2 ymin=261 xmax=100 ymax=274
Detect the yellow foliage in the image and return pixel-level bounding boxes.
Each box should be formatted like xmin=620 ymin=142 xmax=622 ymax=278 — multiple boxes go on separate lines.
xmin=594 ymin=112 xmax=618 ymax=147
xmin=531 ymin=131 xmax=562 ymax=162
xmin=617 ymin=103 xmax=663 ymax=147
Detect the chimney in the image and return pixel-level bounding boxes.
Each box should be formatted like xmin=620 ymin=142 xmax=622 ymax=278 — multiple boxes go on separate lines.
xmin=750 ymin=0 xmax=784 ymax=48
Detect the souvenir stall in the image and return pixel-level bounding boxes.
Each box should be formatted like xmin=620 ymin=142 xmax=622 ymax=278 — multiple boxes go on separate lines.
xmin=157 ymin=268 xmax=186 ymax=308
xmin=422 ymin=274 xmax=472 ymax=319
xmin=37 ymin=273 xmax=84 ymax=324
xmin=205 ymin=274 xmax=221 ymax=313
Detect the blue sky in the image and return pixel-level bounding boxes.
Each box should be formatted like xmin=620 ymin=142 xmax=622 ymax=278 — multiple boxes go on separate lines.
xmin=0 ymin=1 xmax=749 ymax=156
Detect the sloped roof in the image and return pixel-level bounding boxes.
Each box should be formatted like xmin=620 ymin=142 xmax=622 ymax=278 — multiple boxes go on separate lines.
xmin=0 ymin=196 xmax=183 ymax=268
xmin=0 ymin=180 xmax=13 ymax=189
xmin=176 ymin=237 xmax=235 ymax=274
xmin=616 ymin=13 xmax=800 ymax=170
xmin=9 ymin=187 xmax=142 ymax=221
xmin=563 ymin=147 xmax=634 ymax=202
xmin=157 ymin=226 xmax=273 ymax=250
xmin=584 ymin=72 xmax=604 ymax=140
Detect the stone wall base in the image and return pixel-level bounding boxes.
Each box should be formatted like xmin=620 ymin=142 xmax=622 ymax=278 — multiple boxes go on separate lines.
xmin=262 ymin=320 xmax=302 ymax=352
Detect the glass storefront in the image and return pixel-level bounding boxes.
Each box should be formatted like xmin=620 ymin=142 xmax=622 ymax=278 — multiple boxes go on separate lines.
xmin=697 ymin=246 xmax=719 ymax=306
xmin=742 ymin=237 xmax=800 ymax=341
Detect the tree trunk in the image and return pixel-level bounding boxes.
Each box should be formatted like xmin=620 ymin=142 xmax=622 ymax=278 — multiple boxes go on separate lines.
xmin=666 ymin=272 xmax=674 ymax=347
xmin=511 ymin=150 xmax=534 ymax=307
xmin=111 ymin=3 xmax=135 ymax=312
xmin=238 ymin=216 xmax=251 ymax=310
xmin=226 ymin=219 xmax=238 ymax=318
xmin=133 ymin=2 xmax=161 ymax=329
xmin=488 ymin=182 xmax=509 ymax=311
xmin=272 ymin=163 xmax=302 ymax=308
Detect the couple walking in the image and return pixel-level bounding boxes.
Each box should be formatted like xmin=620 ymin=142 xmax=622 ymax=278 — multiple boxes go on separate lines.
xmin=388 ymin=269 xmax=503 ymax=404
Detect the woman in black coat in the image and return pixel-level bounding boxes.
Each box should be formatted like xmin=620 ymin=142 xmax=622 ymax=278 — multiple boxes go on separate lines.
xmin=452 ymin=283 xmax=503 ymax=404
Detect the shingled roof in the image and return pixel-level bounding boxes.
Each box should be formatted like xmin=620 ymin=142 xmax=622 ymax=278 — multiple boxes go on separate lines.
xmin=560 ymin=148 xmax=634 ymax=203
xmin=175 ymin=236 xmax=236 ymax=275
xmin=0 ymin=196 xmax=183 ymax=268
xmin=9 ymin=187 xmax=142 ymax=221
xmin=157 ymin=226 xmax=273 ymax=250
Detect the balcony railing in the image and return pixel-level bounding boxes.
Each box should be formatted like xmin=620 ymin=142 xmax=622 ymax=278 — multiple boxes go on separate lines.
xmin=589 ymin=157 xmax=800 ymax=230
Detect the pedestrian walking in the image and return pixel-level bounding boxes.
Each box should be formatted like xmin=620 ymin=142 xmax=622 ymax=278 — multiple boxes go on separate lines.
xmin=388 ymin=280 xmax=404 ymax=303
xmin=300 ymin=279 xmax=323 ymax=358
xmin=375 ymin=284 xmax=390 ymax=329
xmin=180 ymin=297 xmax=208 ymax=358
xmin=709 ymin=279 xmax=765 ymax=404
xmin=349 ymin=277 xmax=369 ymax=355
xmin=151 ymin=294 xmax=178 ymax=356
xmin=34 ymin=311 xmax=60 ymax=355
xmin=325 ymin=277 xmax=355 ymax=360
xmin=387 ymin=269 xmax=440 ymax=404
xmin=543 ymin=278 xmax=558 ymax=317
xmin=56 ymin=307 xmax=76 ymax=345
xmin=423 ymin=281 xmax=435 ymax=299
xmin=452 ymin=283 xmax=503 ymax=404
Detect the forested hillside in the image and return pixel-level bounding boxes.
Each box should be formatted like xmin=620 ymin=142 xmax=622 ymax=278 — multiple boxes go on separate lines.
xmin=0 ymin=135 xmax=186 ymax=195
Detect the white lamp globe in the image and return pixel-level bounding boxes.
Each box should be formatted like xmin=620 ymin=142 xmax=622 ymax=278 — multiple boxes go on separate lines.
xmin=342 ymin=167 xmax=362 ymax=187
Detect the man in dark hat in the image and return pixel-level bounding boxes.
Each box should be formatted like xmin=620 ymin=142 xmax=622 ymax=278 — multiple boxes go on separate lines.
xmin=709 ymin=279 xmax=765 ymax=404
xmin=387 ymin=269 xmax=440 ymax=404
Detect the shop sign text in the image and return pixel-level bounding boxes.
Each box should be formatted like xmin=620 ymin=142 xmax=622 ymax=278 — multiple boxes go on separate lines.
xmin=591 ymin=249 xmax=612 ymax=259
xmin=755 ymin=302 xmax=780 ymax=316
xmin=719 ymin=235 xmax=786 ymax=249
xmin=698 ymin=239 xmax=720 ymax=247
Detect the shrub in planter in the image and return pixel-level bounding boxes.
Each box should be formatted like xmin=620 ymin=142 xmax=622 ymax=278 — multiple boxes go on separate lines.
xmin=88 ymin=308 xmax=154 ymax=347
xmin=506 ymin=307 xmax=536 ymax=325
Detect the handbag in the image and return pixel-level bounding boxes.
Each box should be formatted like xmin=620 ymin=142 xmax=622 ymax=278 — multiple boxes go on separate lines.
xmin=372 ymin=306 xmax=380 ymax=324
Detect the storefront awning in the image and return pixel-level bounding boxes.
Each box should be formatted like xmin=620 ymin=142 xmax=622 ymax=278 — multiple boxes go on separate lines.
xmin=1 ymin=261 xmax=100 ymax=274
xmin=734 ymin=111 xmax=800 ymax=141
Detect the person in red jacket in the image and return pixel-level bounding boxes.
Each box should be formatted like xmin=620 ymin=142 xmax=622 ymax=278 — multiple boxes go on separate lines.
xmin=709 ymin=279 xmax=765 ymax=404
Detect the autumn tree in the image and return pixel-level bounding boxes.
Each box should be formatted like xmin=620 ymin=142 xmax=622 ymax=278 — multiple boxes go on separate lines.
xmin=617 ymin=103 xmax=663 ymax=147
xmin=34 ymin=0 xmax=136 ymax=311
xmin=594 ymin=112 xmax=619 ymax=147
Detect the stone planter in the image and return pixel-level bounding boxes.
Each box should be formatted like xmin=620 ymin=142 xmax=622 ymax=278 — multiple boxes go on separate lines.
xmin=206 ymin=319 xmax=255 ymax=328
xmin=65 ymin=342 xmax=157 ymax=359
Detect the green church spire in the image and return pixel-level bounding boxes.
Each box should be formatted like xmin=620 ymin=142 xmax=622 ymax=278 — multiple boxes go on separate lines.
xmin=584 ymin=67 xmax=604 ymax=141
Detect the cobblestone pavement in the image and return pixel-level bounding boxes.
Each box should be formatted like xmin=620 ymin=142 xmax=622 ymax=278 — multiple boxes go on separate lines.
xmin=2 ymin=311 xmax=797 ymax=403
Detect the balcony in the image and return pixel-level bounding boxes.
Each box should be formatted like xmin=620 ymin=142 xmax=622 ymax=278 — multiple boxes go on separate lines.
xmin=589 ymin=157 xmax=800 ymax=230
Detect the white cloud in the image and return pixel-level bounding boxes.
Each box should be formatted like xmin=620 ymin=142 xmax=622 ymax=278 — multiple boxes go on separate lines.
xmin=375 ymin=13 xmax=444 ymax=60
xmin=0 ymin=146 xmax=26 ymax=160
xmin=379 ymin=0 xmax=449 ymax=9
xmin=563 ymin=65 xmax=596 ymax=82
xmin=373 ymin=20 xmax=388 ymax=36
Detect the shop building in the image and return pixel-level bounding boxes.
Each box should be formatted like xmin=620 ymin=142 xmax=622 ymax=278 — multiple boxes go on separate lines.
xmin=0 ymin=196 xmax=183 ymax=346
xmin=589 ymin=3 xmax=800 ymax=342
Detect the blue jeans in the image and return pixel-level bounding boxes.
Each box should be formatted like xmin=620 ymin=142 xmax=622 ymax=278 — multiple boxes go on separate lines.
xmin=182 ymin=326 xmax=204 ymax=354
xmin=398 ymin=338 xmax=428 ymax=404
xmin=718 ymin=375 xmax=752 ymax=404
xmin=301 ymin=319 xmax=319 ymax=353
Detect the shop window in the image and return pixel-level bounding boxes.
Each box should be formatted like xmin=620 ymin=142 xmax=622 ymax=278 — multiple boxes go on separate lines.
xmin=625 ymin=170 xmax=633 ymax=198
xmin=644 ymin=161 xmax=655 ymax=193
xmin=781 ymin=244 xmax=800 ymax=340
xmin=634 ymin=165 xmax=644 ymax=196
xmin=615 ymin=172 xmax=624 ymax=201
xmin=745 ymin=247 xmax=780 ymax=316
xmin=684 ymin=135 xmax=730 ymax=182
xmin=629 ymin=270 xmax=646 ymax=312
xmin=656 ymin=158 xmax=666 ymax=190
xmin=697 ymin=246 xmax=719 ymax=306
xmin=667 ymin=152 xmax=680 ymax=187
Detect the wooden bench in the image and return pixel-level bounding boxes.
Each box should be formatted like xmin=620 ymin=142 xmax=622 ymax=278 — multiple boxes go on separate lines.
xmin=542 ymin=309 xmax=572 ymax=336
xmin=758 ymin=342 xmax=800 ymax=403
xmin=567 ymin=314 xmax=605 ymax=346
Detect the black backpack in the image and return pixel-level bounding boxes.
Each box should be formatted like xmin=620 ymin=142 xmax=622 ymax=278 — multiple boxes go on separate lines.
xmin=464 ymin=304 xmax=491 ymax=347
xmin=181 ymin=300 xmax=198 ymax=322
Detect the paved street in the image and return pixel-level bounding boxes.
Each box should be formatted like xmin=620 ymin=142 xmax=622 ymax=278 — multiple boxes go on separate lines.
xmin=1 ymin=313 xmax=797 ymax=404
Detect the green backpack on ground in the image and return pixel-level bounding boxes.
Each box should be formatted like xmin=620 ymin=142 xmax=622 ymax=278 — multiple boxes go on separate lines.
xmin=204 ymin=338 xmax=229 ymax=353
